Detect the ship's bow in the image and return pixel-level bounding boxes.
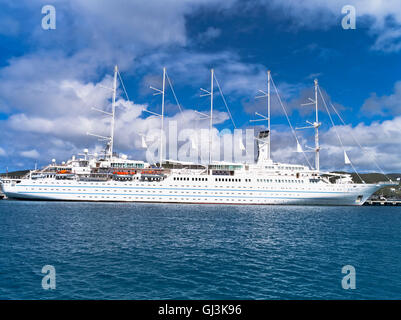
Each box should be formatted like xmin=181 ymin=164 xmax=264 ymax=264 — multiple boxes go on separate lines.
xmin=358 ymin=181 xmax=398 ymax=205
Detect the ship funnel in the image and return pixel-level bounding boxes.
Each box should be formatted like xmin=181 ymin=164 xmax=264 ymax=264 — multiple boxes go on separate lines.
xmin=256 ymin=130 xmax=271 ymax=164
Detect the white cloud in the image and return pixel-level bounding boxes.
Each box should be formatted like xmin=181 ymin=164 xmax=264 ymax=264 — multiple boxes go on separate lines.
xmin=259 ymin=0 xmax=401 ymax=52
xmin=320 ymin=116 xmax=401 ymax=171
xmin=197 ymin=27 xmax=222 ymax=43
xmin=0 ymin=147 xmax=6 ymax=157
xmin=138 ymin=51 xmax=270 ymax=97
xmin=267 ymin=116 xmax=401 ymax=172
xmin=371 ymin=28 xmax=401 ymax=52
xmin=20 ymin=149 xmax=40 ymax=159
xmin=362 ymin=81 xmax=401 ymax=116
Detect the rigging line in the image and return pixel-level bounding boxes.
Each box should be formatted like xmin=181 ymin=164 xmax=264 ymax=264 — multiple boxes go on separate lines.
xmin=270 ymin=75 xmax=313 ymax=169
xmin=328 ymin=100 xmax=391 ymax=182
xmin=165 ymin=71 xmax=184 ymax=115
xmin=318 ymin=87 xmax=365 ymax=184
xmin=117 ymin=70 xmax=131 ymax=103
xmin=213 ymin=73 xmax=237 ymax=129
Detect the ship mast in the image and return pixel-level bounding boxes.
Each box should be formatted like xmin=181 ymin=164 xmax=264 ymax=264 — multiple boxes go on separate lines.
xmin=267 ymin=70 xmax=271 ymax=160
xmin=109 ymin=65 xmax=118 ymax=159
xmin=298 ymin=78 xmax=321 ymax=171
xmin=147 ymin=67 xmax=166 ymax=168
xmin=252 ymin=70 xmax=271 ymax=162
xmin=87 ymin=65 xmax=119 ymax=160
xmin=314 ymin=79 xmax=320 ymax=172
xmin=199 ymin=69 xmax=215 ymax=166
xmin=160 ymin=67 xmax=166 ymax=168
xmin=209 ymin=69 xmax=214 ymax=165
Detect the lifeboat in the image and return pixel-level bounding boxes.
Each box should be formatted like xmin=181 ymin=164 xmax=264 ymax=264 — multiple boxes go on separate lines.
xmin=58 ymin=169 xmax=72 ymax=174
xmin=141 ymin=170 xmax=161 ymax=175
xmin=113 ymin=171 xmax=135 ymax=175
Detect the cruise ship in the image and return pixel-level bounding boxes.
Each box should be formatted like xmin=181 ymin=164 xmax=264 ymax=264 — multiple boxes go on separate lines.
xmin=0 ymin=66 xmax=395 ymax=205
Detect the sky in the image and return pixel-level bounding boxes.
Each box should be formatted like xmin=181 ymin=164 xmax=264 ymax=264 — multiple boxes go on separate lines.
xmin=0 ymin=0 xmax=401 ymax=173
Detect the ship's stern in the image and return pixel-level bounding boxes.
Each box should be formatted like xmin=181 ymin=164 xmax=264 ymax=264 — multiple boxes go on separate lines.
xmin=0 ymin=179 xmax=4 ymax=197
xmin=0 ymin=178 xmax=25 ymax=200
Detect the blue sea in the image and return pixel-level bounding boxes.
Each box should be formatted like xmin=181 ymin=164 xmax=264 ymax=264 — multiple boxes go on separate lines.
xmin=0 ymin=200 xmax=400 ymax=299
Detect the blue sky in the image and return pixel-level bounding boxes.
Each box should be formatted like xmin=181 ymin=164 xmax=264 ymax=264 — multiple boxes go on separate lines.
xmin=0 ymin=0 xmax=401 ymax=172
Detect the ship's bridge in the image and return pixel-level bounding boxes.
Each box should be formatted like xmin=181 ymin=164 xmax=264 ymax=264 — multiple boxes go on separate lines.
xmin=208 ymin=161 xmax=244 ymax=176
xmin=110 ymin=161 xmax=146 ymax=169
xmin=208 ymin=163 xmax=244 ymax=171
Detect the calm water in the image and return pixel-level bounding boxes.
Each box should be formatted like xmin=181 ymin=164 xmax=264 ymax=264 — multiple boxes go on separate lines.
xmin=0 ymin=200 xmax=400 ymax=300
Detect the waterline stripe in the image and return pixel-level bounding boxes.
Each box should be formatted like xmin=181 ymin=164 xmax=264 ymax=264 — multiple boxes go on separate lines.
xmin=17 ymin=184 xmax=355 ymax=194
xmin=15 ymin=190 xmax=348 ymax=201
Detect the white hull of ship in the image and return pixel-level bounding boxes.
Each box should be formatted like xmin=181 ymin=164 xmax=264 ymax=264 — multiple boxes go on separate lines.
xmin=0 ymin=179 xmax=385 ymax=206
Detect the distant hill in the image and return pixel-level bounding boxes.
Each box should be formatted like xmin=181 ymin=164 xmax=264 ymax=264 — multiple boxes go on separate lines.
xmin=351 ymin=173 xmax=401 ymax=184
xmin=331 ymin=172 xmax=400 ymax=183
xmin=0 ymin=170 xmax=30 ymax=177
